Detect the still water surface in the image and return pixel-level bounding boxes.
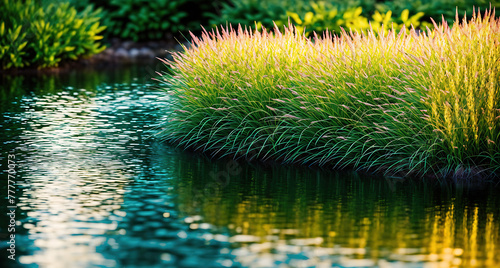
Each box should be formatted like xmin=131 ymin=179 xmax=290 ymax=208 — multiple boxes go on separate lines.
xmin=1 ymin=64 xmax=499 ymax=268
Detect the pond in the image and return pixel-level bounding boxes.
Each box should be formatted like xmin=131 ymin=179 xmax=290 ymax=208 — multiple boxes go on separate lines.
xmin=1 ymin=64 xmax=499 ymax=268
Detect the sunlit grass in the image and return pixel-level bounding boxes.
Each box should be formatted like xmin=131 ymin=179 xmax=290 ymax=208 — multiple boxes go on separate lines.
xmin=157 ymin=8 xmax=500 ymax=179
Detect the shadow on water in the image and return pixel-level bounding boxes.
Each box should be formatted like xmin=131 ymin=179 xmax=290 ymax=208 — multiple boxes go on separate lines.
xmin=0 ymin=63 xmax=499 ymax=267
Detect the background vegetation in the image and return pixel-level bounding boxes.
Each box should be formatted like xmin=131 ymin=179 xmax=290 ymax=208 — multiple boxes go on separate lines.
xmin=209 ymin=0 xmax=499 ymax=34
xmin=78 ymin=0 xmax=220 ymax=41
xmin=0 ymin=0 xmax=106 ymax=69
xmin=1 ymin=0 xmax=499 ymax=70
xmin=33 ymin=0 xmax=500 ymax=42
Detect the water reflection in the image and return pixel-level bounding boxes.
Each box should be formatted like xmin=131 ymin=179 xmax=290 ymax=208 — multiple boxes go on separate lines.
xmin=174 ymin=156 xmax=500 ymax=267
xmin=0 ymin=69 xmax=233 ymax=267
xmin=0 ymin=62 xmax=164 ymax=114
xmin=12 ymin=85 xmax=159 ymax=267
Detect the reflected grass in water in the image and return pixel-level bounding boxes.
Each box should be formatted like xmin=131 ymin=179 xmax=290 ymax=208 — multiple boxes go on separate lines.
xmin=174 ymin=155 xmax=500 ymax=267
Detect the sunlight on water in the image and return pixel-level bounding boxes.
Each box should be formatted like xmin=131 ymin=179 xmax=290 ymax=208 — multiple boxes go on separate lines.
xmin=9 ymin=85 xmax=170 ymax=267
xmin=1 ymin=66 xmax=499 ymax=268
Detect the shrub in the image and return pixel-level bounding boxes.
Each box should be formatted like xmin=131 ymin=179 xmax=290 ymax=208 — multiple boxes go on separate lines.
xmin=284 ymin=3 xmax=430 ymax=36
xmin=210 ymin=0 xmax=430 ymax=35
xmin=0 ymin=0 xmax=106 ymax=69
xmin=285 ymin=4 xmax=368 ymax=35
xmin=99 ymin=0 xmax=187 ymax=41
xmin=374 ymin=0 xmax=500 ymax=25
xmin=210 ymin=0 xmax=499 ymax=35
xmin=89 ymin=0 xmax=220 ymax=41
xmin=208 ymin=0 xmax=301 ymax=30
xmin=157 ymin=9 xmax=500 ymax=179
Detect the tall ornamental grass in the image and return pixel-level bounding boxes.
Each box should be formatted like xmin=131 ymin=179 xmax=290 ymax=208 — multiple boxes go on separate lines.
xmin=157 ymin=9 xmax=500 ymax=179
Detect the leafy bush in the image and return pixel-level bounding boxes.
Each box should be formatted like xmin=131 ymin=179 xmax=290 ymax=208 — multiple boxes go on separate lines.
xmin=373 ymin=0 xmax=500 ymax=25
xmin=158 ymin=9 xmax=500 ymax=179
xmin=100 ymin=0 xmax=186 ymax=41
xmin=285 ymin=4 xmax=370 ymax=35
xmin=88 ymin=0 xmax=219 ymax=41
xmin=210 ymin=0 xmax=498 ymax=35
xmin=285 ymin=3 xmax=430 ymax=36
xmin=297 ymin=0 xmax=499 ymax=23
xmin=0 ymin=0 xmax=106 ymax=69
xmin=210 ymin=0 xmax=430 ymax=34
xmin=208 ymin=0 xmax=295 ymax=30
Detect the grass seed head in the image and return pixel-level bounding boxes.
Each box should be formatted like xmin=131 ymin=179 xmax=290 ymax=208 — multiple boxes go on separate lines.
xmin=161 ymin=7 xmax=500 ymax=178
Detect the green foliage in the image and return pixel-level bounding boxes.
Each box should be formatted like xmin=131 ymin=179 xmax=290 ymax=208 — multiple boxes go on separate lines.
xmin=208 ymin=0 xmax=294 ymax=30
xmin=211 ymin=0 xmax=498 ymax=35
xmin=285 ymin=2 xmax=339 ymax=33
xmin=286 ymin=4 xmax=366 ymax=34
xmin=286 ymin=3 xmax=431 ymax=35
xmin=0 ymin=0 xmax=105 ymax=69
xmin=211 ymin=0 xmax=430 ymax=34
xmin=292 ymin=0 xmax=500 ymax=23
xmin=91 ymin=0 xmax=219 ymax=41
xmin=101 ymin=0 xmax=185 ymax=41
xmin=374 ymin=0 xmax=500 ymax=25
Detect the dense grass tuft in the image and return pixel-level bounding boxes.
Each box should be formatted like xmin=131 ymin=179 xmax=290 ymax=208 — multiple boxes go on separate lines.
xmin=157 ymin=8 xmax=500 ymax=179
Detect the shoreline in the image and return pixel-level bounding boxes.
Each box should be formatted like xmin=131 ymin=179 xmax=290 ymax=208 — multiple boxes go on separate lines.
xmin=162 ymin=138 xmax=500 ymax=182
xmin=0 ymin=38 xmax=185 ymax=75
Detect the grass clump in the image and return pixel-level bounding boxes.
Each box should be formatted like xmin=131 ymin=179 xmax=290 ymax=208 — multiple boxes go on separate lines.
xmin=157 ymin=8 xmax=500 ymax=179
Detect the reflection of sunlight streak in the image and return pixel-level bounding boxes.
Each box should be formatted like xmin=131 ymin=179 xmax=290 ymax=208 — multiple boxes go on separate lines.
xmin=469 ymin=206 xmax=478 ymax=266
xmin=224 ymin=201 xmax=489 ymax=267
xmin=486 ymin=213 xmax=496 ymax=266
xmin=17 ymin=90 xmax=135 ymax=268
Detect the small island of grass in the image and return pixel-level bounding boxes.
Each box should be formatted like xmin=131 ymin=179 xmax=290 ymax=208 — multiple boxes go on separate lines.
xmin=157 ymin=8 xmax=499 ymax=180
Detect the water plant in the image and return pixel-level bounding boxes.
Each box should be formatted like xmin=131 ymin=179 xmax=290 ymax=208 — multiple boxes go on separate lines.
xmin=157 ymin=8 xmax=500 ymax=179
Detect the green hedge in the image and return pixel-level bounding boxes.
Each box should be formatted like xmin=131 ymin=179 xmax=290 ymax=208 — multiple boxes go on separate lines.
xmin=0 ymin=0 xmax=106 ymax=70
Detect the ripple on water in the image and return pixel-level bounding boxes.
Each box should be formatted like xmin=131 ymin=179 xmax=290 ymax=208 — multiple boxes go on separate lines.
xmin=2 ymin=83 xmax=234 ymax=268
